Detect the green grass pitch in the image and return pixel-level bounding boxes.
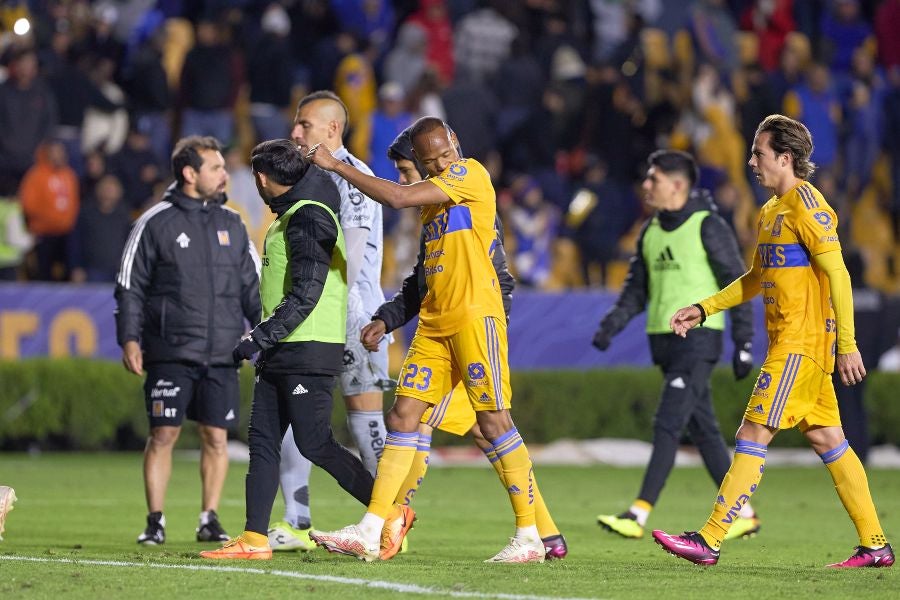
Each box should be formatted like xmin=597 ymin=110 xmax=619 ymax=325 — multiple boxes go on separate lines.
xmin=0 ymin=452 xmax=898 ymax=599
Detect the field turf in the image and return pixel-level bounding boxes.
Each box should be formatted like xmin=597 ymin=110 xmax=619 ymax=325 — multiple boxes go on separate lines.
xmin=0 ymin=452 xmax=898 ymax=599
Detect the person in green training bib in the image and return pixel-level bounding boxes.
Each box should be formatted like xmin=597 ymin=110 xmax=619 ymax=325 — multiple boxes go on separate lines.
xmin=591 ymin=150 xmax=760 ymax=541
xmin=201 ymin=139 xmax=374 ymax=559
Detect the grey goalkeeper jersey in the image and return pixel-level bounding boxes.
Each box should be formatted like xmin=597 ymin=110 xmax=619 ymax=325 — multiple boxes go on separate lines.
xmin=330 ymin=146 xmax=386 ymax=322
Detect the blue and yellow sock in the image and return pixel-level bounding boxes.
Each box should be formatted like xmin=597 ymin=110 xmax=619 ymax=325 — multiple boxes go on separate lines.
xmin=821 ymin=440 xmax=887 ymax=548
xmin=493 ymin=427 xmax=536 ymax=528
xmin=393 ymin=433 xmax=431 ymax=506
xmin=368 ymin=431 xmax=418 ymax=518
xmin=700 ymin=440 xmax=767 ymax=549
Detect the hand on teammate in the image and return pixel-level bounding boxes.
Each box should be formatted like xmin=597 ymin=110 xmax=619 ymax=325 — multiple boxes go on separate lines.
xmin=361 ymin=319 xmax=387 ymax=352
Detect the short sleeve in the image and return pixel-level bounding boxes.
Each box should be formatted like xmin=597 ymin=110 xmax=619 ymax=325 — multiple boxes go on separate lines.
xmin=428 ymin=160 xmax=485 ymax=205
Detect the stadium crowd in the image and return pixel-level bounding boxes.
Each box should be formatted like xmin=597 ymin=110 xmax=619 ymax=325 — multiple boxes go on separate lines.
xmin=0 ymin=0 xmax=899 ymax=292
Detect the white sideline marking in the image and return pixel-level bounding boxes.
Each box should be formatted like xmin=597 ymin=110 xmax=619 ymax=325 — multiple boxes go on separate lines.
xmin=0 ymin=555 xmax=600 ymax=600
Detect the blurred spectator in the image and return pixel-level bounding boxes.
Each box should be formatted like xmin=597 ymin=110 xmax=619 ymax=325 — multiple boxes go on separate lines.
xmin=368 ymin=82 xmax=412 ymax=182
xmin=406 ymin=0 xmax=454 ymax=85
xmin=844 ymin=78 xmax=882 ymax=199
xmin=441 ymin=70 xmax=496 ymax=162
xmin=178 ymin=18 xmax=244 ymax=143
xmin=566 ymin=156 xmax=639 ymax=287
xmin=585 ymin=0 xmax=629 ymax=63
xmin=247 ymin=4 xmax=295 ymax=144
xmin=333 ymin=35 xmax=377 ymax=159
xmin=507 ymin=175 xmax=558 ymax=288
xmin=689 ymin=0 xmax=739 ymax=72
xmin=738 ymin=0 xmax=796 ymax=72
xmin=0 ymin=196 xmax=34 ymax=281
xmin=107 ymin=121 xmax=163 ymax=213
xmin=783 ymin=61 xmax=841 ymax=173
xmin=453 ymin=0 xmax=518 ymax=83
xmin=885 ymin=66 xmax=900 ymax=228
xmin=41 ymin=24 xmax=120 ymax=176
xmin=383 ymin=22 xmax=428 ymax=95
xmin=0 ymin=47 xmax=59 ymax=196
xmin=81 ymin=56 xmax=129 ymax=156
xmin=818 ymin=0 xmax=873 ymax=84
xmin=69 ymin=173 xmax=131 ymax=283
xmin=875 ymin=0 xmax=900 ymax=70
xmin=121 ymin=14 xmax=172 ymax=166
xmin=20 ymin=140 xmax=79 ymax=281
xmin=330 ymin=0 xmax=395 ymax=64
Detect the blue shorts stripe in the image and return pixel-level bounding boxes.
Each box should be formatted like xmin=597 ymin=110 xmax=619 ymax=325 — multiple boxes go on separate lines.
xmin=484 ymin=317 xmax=503 ymax=410
xmin=820 ymin=440 xmax=850 ymax=464
xmin=489 ymin=318 xmax=505 ymax=410
xmin=767 ymin=354 xmax=800 ymax=427
xmin=426 ymin=392 xmax=452 ymax=428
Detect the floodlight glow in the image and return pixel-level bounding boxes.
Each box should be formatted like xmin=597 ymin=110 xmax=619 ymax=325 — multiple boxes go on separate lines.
xmin=13 ymin=18 xmax=31 ymax=36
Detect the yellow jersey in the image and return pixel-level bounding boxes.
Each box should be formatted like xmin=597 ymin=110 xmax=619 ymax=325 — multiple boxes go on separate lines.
xmin=755 ymin=181 xmax=840 ymax=371
xmin=420 ymin=158 xmax=505 ymax=336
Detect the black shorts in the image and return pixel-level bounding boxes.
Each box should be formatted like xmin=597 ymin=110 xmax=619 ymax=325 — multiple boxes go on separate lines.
xmin=144 ymin=363 xmax=240 ymax=430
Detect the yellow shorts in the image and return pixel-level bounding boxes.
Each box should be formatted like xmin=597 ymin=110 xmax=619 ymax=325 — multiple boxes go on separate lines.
xmin=745 ymin=352 xmax=841 ymax=430
xmin=420 ymin=385 xmax=476 ymax=436
xmin=397 ymin=316 xmax=512 ymax=413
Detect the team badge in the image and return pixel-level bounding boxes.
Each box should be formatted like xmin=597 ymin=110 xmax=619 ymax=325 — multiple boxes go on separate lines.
xmin=217 ymin=230 xmax=231 ymax=246
xmin=151 ymin=400 xmax=165 ymax=417
xmin=772 ymin=214 xmax=784 ymax=236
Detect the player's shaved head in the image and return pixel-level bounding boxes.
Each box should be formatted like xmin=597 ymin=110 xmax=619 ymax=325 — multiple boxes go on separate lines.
xmin=409 ymin=116 xmax=448 ymax=144
xmin=295 ymin=90 xmax=348 ymax=134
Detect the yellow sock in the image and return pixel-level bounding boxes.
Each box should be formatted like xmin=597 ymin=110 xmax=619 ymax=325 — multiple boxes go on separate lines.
xmin=821 ymin=440 xmax=887 ymax=548
xmin=241 ymin=530 xmax=268 ymax=546
xmin=369 ymin=431 xmax=419 ymax=518
xmin=493 ymin=428 xmax=537 ymax=527
xmin=393 ymin=433 xmax=432 ymax=506
xmin=700 ymin=440 xmax=767 ymax=550
xmin=485 ymin=443 xmax=558 ymax=537
xmin=531 ymin=470 xmax=560 ymax=538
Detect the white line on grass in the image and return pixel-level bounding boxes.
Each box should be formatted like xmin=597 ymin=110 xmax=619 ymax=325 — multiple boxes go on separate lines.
xmin=0 ymin=555 xmax=600 ymax=600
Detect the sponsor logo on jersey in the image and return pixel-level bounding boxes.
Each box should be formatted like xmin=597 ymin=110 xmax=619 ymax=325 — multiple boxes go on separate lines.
xmin=813 ymin=211 xmax=833 ymax=230
xmin=753 ymin=404 xmax=766 ymax=415
xmin=652 ymin=246 xmax=680 ymax=271
xmin=478 ymin=392 xmax=491 ymax=403
xmin=176 ymin=232 xmax=190 ymax=248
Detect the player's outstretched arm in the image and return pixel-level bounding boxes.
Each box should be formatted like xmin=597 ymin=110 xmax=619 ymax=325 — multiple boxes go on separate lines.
xmin=306 ymin=143 xmax=448 ymax=209
xmin=670 ymin=305 xmax=703 ymax=338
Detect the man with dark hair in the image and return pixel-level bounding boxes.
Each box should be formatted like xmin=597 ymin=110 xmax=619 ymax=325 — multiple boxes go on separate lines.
xmin=656 ymin=114 xmax=894 ymax=568
xmin=359 ymin=128 xmax=568 ymax=560
xmin=266 ymin=90 xmax=390 ymax=552
xmin=592 ymin=149 xmax=759 ymax=541
xmin=200 ymin=139 xmax=376 ymax=560
xmin=115 ymin=135 xmax=261 ymax=546
xmin=306 ymin=117 xmax=547 ymax=563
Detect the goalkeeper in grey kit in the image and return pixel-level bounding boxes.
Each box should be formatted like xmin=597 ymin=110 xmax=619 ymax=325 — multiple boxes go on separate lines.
xmin=590 ymin=150 xmax=760 ymax=539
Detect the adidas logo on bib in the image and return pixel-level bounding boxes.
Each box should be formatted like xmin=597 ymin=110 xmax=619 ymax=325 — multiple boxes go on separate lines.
xmin=292 ymin=383 xmax=308 ymax=395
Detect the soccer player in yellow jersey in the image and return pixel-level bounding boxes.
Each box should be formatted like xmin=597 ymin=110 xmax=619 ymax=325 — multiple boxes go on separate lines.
xmin=305 ymin=116 xmax=546 ymax=563
xmin=654 ymin=114 xmax=894 ymax=568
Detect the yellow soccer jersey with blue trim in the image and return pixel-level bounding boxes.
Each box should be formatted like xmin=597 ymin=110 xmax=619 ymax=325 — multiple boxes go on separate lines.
xmin=421 ymin=158 xmax=505 ymax=336
xmin=756 ymin=181 xmax=840 ymax=372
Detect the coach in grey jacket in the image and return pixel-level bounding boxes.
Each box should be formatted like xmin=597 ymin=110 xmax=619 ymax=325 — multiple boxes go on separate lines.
xmin=115 ymin=135 xmax=261 ymax=547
